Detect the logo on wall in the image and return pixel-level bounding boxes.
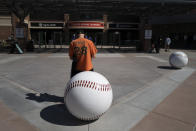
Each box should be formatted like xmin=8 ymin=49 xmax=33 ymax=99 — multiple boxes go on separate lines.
xmin=39 ymin=23 xmax=42 ymax=27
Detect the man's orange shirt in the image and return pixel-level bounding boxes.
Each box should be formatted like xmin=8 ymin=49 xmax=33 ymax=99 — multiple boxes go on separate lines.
xmin=69 ymin=38 xmax=97 ymax=71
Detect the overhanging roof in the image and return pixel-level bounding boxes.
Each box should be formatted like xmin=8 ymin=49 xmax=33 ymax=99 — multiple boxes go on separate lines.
xmin=2 ymin=0 xmax=196 ymax=21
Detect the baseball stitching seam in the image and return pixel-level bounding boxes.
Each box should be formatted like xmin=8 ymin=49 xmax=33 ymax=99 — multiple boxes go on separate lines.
xmin=65 ymin=80 xmax=112 ymax=96
xmin=79 ymin=112 xmax=105 ymax=121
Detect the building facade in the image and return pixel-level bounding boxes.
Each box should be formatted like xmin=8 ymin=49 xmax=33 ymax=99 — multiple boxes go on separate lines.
xmin=1 ymin=12 xmax=196 ymax=51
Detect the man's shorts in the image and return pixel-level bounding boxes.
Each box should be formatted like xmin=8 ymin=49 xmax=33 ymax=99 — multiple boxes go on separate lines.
xmin=71 ymin=61 xmax=93 ymax=78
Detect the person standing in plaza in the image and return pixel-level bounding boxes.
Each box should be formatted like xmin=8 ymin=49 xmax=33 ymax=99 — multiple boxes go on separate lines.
xmin=155 ymin=36 xmax=161 ymax=53
xmin=69 ymin=30 xmax=97 ymax=78
xmin=165 ymin=35 xmax=171 ymax=52
xmin=9 ymin=34 xmax=16 ymax=54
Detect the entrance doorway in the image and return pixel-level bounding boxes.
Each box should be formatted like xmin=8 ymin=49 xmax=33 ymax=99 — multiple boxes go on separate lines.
xmin=108 ymin=30 xmax=139 ymax=48
xmin=31 ymin=29 xmax=64 ymax=48
xmin=54 ymin=32 xmax=62 ymax=48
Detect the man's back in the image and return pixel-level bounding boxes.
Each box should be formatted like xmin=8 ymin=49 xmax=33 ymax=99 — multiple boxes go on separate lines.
xmin=69 ymin=37 xmax=97 ymax=71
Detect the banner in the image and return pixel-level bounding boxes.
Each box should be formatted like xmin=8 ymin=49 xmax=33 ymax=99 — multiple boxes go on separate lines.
xmin=69 ymin=21 xmax=104 ymax=29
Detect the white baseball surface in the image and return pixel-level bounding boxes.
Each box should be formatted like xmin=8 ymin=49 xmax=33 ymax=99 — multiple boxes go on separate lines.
xmin=169 ymin=51 xmax=188 ymax=68
xmin=64 ymin=71 xmax=113 ymax=121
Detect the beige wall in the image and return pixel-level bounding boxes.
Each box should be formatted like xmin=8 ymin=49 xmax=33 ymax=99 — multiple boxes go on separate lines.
xmin=0 ymin=16 xmax=12 ymax=40
xmin=0 ymin=16 xmax=11 ymax=26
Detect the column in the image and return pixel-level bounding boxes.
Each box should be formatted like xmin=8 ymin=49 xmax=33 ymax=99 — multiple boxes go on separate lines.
xmin=103 ymin=14 xmax=108 ymax=45
xmin=139 ymin=16 xmax=152 ymax=52
xmin=11 ymin=13 xmax=19 ymax=39
xmin=64 ymin=14 xmax=70 ymax=44
xmin=24 ymin=14 xmax=31 ymax=40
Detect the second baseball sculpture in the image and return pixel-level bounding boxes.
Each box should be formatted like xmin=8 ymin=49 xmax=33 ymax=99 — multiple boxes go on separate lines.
xmin=64 ymin=71 xmax=113 ymax=121
xmin=169 ymin=51 xmax=188 ymax=68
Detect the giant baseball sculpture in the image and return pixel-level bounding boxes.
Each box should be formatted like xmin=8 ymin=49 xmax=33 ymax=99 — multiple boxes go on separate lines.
xmin=64 ymin=71 xmax=113 ymax=121
xmin=169 ymin=51 xmax=188 ymax=68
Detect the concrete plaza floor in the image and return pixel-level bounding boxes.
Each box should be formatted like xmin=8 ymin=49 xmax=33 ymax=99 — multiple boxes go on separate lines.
xmin=0 ymin=48 xmax=195 ymax=131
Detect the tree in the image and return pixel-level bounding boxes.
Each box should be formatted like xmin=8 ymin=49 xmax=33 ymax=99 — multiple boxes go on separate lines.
xmin=6 ymin=0 xmax=32 ymax=24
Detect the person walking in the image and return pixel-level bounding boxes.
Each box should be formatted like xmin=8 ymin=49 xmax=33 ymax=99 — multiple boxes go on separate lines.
xmin=69 ymin=30 xmax=97 ymax=78
xmin=165 ymin=35 xmax=171 ymax=52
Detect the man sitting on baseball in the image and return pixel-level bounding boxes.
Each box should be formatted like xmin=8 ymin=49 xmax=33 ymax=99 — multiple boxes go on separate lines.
xmin=69 ymin=30 xmax=97 ymax=78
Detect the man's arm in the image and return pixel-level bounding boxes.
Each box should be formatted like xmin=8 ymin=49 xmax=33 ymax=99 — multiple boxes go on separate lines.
xmin=90 ymin=41 xmax=97 ymax=58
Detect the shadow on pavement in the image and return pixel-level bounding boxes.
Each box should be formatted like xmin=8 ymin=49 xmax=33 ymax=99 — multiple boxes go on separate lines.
xmin=26 ymin=93 xmax=96 ymax=126
xmin=26 ymin=93 xmax=64 ymax=103
xmin=98 ymin=48 xmax=138 ymax=53
xmin=158 ymin=66 xmax=180 ymax=70
xmin=40 ymin=104 xmax=96 ymax=126
xmin=34 ymin=48 xmax=69 ymax=53
xmin=33 ymin=47 xmax=142 ymax=54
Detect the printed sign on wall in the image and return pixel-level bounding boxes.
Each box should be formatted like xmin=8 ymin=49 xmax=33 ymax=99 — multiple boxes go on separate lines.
xmin=15 ymin=28 xmax=24 ymax=38
xmin=145 ymin=30 xmax=152 ymax=39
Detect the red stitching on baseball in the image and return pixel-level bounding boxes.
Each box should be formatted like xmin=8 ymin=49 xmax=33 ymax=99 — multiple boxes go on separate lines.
xmin=65 ymin=80 xmax=111 ymax=97
xmin=73 ymin=83 xmax=75 ymax=88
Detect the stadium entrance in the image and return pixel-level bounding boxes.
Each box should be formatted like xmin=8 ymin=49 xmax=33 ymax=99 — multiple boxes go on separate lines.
xmin=30 ymin=21 xmax=65 ymax=48
xmin=69 ymin=21 xmax=104 ymax=46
